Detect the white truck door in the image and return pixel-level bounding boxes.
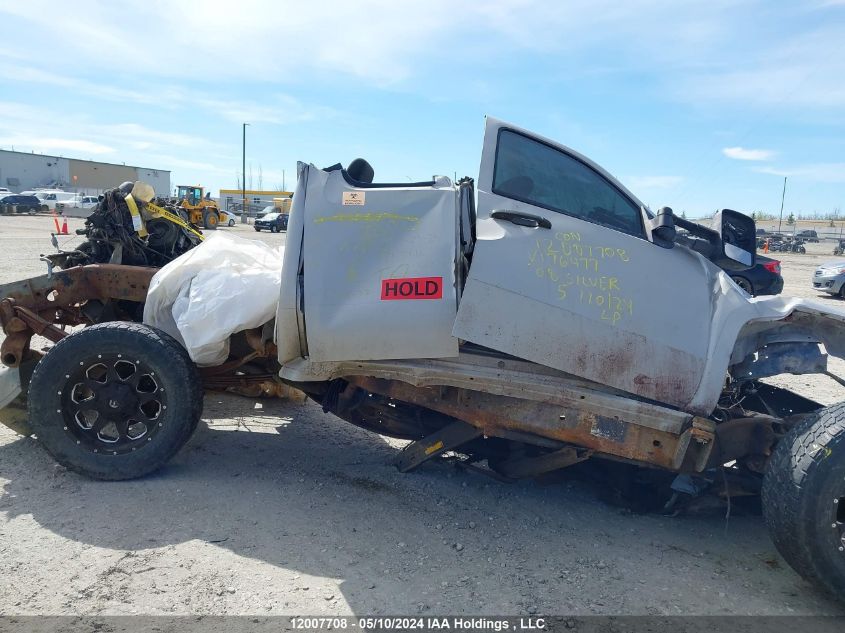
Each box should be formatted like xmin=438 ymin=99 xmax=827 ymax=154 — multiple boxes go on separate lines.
xmin=301 ymin=166 xmax=460 ymax=362
xmin=453 ymin=118 xmax=716 ymax=410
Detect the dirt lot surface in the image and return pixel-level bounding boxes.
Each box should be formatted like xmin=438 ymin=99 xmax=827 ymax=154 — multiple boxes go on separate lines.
xmin=1 ymin=214 xmax=845 ymax=616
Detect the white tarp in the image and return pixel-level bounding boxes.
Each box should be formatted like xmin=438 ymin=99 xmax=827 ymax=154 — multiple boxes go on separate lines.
xmin=143 ymin=233 xmax=284 ymax=366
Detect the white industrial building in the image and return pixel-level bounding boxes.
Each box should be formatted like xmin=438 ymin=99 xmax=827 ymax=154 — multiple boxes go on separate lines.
xmin=0 ymin=150 xmax=170 ymax=196
xmin=218 ymin=188 xmax=293 ymax=214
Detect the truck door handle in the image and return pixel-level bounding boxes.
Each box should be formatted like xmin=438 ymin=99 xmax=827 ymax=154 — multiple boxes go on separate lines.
xmin=491 ymin=210 xmax=551 ymax=229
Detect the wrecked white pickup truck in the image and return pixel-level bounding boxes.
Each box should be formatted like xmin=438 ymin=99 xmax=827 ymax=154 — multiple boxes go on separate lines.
xmin=1 ymin=118 xmax=844 ymax=599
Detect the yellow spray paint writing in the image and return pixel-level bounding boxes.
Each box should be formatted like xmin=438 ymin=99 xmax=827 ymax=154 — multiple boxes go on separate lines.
xmin=314 ymin=212 xmax=419 ymax=224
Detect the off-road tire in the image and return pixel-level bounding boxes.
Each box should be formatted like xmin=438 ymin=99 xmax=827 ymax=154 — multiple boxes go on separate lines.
xmin=762 ymin=402 xmax=845 ymax=598
xmin=28 ymin=322 xmax=204 ymax=480
xmin=203 ymin=210 xmax=219 ymax=230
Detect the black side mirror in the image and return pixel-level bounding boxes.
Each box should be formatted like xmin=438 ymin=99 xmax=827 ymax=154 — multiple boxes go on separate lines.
xmin=713 ymin=209 xmax=756 ymax=269
xmin=647 ymin=206 xmax=677 ymax=249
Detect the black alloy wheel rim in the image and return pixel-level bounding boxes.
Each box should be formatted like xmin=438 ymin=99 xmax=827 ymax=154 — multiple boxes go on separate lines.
xmin=59 ymin=354 xmax=167 ymax=455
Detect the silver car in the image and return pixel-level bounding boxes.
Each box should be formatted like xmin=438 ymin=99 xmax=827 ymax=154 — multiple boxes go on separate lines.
xmin=812 ymin=260 xmax=845 ymax=296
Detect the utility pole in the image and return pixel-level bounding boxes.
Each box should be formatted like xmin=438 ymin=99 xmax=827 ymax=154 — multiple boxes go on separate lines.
xmin=242 ymin=122 xmax=250 ymax=224
xmin=777 ymin=176 xmax=787 ymax=234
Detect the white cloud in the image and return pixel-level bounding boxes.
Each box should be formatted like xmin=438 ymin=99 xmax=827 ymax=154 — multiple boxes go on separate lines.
xmin=0 ymin=60 xmax=335 ymax=126
xmin=722 ymin=146 xmax=776 ymax=161
xmin=673 ymin=19 xmax=845 ymax=110
xmin=192 ymin=96 xmax=338 ymax=125
xmin=1 ymin=0 xmax=839 ymax=122
xmin=0 ymin=137 xmax=114 ymax=155
xmin=627 ymin=175 xmax=683 ymax=189
xmin=0 ymin=100 xmax=221 ymax=164
xmin=0 ymin=0 xmax=748 ymax=86
xmin=753 ymin=163 xmax=845 ymax=183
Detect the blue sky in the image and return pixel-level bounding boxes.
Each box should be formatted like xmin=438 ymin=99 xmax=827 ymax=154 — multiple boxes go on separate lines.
xmin=0 ymin=0 xmax=843 ymax=217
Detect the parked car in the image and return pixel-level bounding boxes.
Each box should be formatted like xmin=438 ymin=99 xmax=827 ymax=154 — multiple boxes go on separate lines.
xmin=797 ymin=229 xmax=820 ymax=243
xmin=729 ymin=255 xmax=783 ymax=296
xmin=812 ymin=260 xmax=845 ymax=297
xmin=253 ymin=211 xmax=288 ymax=232
xmin=14 ymin=192 xmax=49 ymax=211
xmin=32 ymin=190 xmax=78 ymax=212
xmin=0 ymin=194 xmax=43 ymax=214
xmin=0 ymin=187 xmax=12 ymax=196
xmin=56 ymin=196 xmax=98 ymax=213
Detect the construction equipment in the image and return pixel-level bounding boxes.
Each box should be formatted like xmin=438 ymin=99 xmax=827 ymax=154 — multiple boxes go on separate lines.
xmin=46 ymin=181 xmax=203 ymax=271
xmin=174 ymin=185 xmax=229 ymax=230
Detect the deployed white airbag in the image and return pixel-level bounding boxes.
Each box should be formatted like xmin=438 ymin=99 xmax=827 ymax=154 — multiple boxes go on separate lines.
xmin=143 ymin=233 xmax=284 ymax=366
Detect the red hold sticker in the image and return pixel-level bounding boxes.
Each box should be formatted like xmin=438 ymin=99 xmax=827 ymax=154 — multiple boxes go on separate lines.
xmin=381 ymin=276 xmax=443 ymax=300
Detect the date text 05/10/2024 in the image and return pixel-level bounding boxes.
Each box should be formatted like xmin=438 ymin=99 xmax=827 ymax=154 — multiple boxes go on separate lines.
xmin=290 ymin=617 xmax=548 ymax=631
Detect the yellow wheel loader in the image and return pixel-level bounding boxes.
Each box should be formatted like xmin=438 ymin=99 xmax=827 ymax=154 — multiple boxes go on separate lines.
xmin=175 ymin=185 xmax=229 ymax=230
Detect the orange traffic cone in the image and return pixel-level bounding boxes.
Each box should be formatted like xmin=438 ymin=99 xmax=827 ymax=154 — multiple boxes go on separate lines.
xmin=53 ymin=216 xmax=61 ymax=233
xmin=61 ymin=217 xmax=68 ymax=235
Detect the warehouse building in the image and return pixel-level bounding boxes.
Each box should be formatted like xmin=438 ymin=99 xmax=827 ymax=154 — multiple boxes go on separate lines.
xmin=0 ymin=150 xmax=170 ymax=196
xmin=218 ymin=188 xmax=293 ymax=215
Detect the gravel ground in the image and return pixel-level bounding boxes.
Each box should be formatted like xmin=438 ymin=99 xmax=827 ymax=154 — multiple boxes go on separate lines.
xmin=1 ymin=214 xmax=844 ymax=616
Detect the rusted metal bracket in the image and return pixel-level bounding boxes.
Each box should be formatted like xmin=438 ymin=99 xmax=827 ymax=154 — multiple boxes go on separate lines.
xmin=0 ymin=264 xmax=155 ymax=312
xmin=395 ymin=419 xmax=483 ymax=473
xmin=672 ymin=417 xmax=716 ymax=471
xmin=493 ymin=446 xmax=593 ymax=479
xmin=0 ymin=264 xmax=156 ymax=368
xmin=5 ymin=303 xmax=67 ymax=343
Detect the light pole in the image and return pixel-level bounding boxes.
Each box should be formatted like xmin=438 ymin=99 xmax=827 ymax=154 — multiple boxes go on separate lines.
xmin=242 ymin=122 xmax=250 ymax=224
xmin=777 ymin=176 xmax=787 ymax=234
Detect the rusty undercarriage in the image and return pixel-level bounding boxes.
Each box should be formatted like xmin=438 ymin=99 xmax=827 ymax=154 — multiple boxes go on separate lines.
xmin=0 ymin=262 xmax=808 ymax=488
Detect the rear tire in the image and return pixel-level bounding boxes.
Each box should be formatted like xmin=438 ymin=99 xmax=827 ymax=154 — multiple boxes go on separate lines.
xmin=730 ymin=275 xmax=754 ymax=295
xmin=762 ymin=402 xmax=845 ymax=599
xmin=28 ymin=322 xmax=203 ymax=480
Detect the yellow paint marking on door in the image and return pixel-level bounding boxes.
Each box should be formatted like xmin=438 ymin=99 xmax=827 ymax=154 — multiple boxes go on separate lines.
xmin=314 ymin=212 xmax=419 ymax=224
